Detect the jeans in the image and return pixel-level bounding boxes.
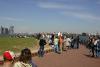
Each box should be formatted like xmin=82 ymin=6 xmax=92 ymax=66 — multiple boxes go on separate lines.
xmin=95 ymin=49 xmax=100 ymax=57
xmin=38 ymin=46 xmax=44 ymax=57
xmin=91 ymin=47 xmax=95 ymax=57
xmin=54 ymin=44 xmax=59 ymax=53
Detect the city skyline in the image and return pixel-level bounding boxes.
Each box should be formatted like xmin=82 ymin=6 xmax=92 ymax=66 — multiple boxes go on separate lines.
xmin=0 ymin=0 xmax=100 ymax=33
xmin=0 ymin=26 xmax=14 ymax=35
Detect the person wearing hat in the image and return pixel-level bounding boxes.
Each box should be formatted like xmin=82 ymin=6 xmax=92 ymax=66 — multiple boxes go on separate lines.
xmin=3 ymin=50 xmax=15 ymax=67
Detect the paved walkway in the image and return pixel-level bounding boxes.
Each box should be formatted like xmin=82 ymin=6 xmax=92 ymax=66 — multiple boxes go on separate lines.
xmin=0 ymin=45 xmax=100 ymax=67
xmin=33 ymin=45 xmax=100 ymax=67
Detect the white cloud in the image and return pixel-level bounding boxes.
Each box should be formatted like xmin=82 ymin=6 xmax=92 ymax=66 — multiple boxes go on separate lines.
xmin=0 ymin=17 xmax=24 ymax=21
xmin=36 ymin=1 xmax=100 ymax=22
xmin=37 ymin=2 xmax=85 ymax=10
xmin=61 ymin=11 xmax=100 ymax=21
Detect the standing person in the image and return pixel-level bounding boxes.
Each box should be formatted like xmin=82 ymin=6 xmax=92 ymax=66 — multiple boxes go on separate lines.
xmin=74 ymin=36 xmax=79 ymax=49
xmin=3 ymin=50 xmax=15 ymax=67
xmin=58 ymin=32 xmax=63 ymax=53
xmin=51 ymin=33 xmax=55 ymax=45
xmin=54 ymin=36 xmax=59 ymax=53
xmin=38 ymin=37 xmax=47 ymax=57
xmin=76 ymin=36 xmax=79 ymax=49
xmin=13 ymin=48 xmax=37 ymax=67
xmin=62 ymin=36 xmax=66 ymax=51
xmin=49 ymin=38 xmax=55 ymax=52
xmin=90 ymin=36 xmax=95 ymax=57
xmin=87 ymin=37 xmax=93 ymax=55
xmin=49 ymin=34 xmax=54 ymax=47
xmin=37 ymin=33 xmax=41 ymax=40
xmin=63 ymin=36 xmax=67 ymax=51
xmin=70 ymin=36 xmax=74 ymax=48
xmin=66 ymin=37 xmax=71 ymax=49
xmin=94 ymin=36 xmax=100 ymax=57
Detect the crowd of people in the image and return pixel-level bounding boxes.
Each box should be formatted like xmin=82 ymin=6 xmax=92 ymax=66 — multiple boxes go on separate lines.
xmin=86 ymin=35 xmax=100 ymax=57
xmin=0 ymin=32 xmax=100 ymax=67
xmin=37 ymin=32 xmax=100 ymax=58
xmin=38 ymin=32 xmax=80 ymax=56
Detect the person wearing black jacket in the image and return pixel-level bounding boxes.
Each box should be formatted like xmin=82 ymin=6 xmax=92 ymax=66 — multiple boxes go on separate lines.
xmin=38 ymin=38 xmax=46 ymax=57
xmin=89 ymin=37 xmax=95 ymax=57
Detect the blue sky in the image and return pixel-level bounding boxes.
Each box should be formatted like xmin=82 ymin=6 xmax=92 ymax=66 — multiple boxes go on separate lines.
xmin=0 ymin=0 xmax=100 ymax=33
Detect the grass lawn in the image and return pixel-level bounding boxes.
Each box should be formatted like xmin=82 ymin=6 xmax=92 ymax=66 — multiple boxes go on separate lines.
xmin=0 ymin=37 xmax=38 ymax=55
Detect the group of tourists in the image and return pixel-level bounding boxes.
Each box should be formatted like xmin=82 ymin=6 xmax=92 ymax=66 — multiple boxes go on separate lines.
xmin=37 ymin=32 xmax=100 ymax=58
xmin=1 ymin=32 xmax=100 ymax=67
xmin=87 ymin=35 xmax=100 ymax=57
xmin=52 ymin=32 xmax=80 ymax=53
xmin=38 ymin=32 xmax=80 ymax=56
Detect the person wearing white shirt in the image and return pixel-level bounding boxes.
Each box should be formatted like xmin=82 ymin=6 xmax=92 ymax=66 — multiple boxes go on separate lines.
xmin=94 ymin=37 xmax=100 ymax=57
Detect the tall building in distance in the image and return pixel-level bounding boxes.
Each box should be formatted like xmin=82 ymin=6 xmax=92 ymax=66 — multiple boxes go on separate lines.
xmin=9 ymin=26 xmax=14 ymax=35
xmin=0 ymin=26 xmax=14 ymax=35
xmin=0 ymin=26 xmax=5 ymax=35
xmin=5 ymin=28 xmax=9 ymax=35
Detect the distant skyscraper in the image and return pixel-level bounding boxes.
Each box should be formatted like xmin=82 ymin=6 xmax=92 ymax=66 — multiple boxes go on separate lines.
xmin=9 ymin=26 xmax=14 ymax=35
xmin=1 ymin=26 xmax=4 ymax=34
xmin=0 ymin=28 xmax=1 ymax=34
xmin=5 ymin=28 xmax=9 ymax=35
xmin=0 ymin=26 xmax=14 ymax=35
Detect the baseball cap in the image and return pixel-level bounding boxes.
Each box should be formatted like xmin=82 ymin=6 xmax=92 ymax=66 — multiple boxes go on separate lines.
xmin=3 ymin=51 xmax=15 ymax=61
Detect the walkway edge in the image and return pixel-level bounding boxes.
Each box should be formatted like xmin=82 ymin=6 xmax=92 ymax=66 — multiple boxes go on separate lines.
xmin=0 ymin=47 xmax=53 ymax=65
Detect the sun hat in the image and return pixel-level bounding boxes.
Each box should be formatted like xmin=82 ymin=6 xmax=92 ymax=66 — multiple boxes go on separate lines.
xmin=3 ymin=51 xmax=15 ymax=61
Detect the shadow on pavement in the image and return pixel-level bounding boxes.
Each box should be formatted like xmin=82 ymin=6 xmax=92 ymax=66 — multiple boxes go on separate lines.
xmin=83 ymin=54 xmax=100 ymax=59
xmin=83 ymin=54 xmax=94 ymax=58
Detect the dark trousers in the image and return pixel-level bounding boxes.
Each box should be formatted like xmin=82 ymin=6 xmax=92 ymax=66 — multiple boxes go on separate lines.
xmin=74 ymin=42 xmax=79 ymax=49
xmin=95 ymin=49 xmax=100 ymax=57
xmin=38 ymin=46 xmax=44 ymax=57
xmin=91 ymin=47 xmax=95 ymax=57
xmin=77 ymin=42 xmax=79 ymax=49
